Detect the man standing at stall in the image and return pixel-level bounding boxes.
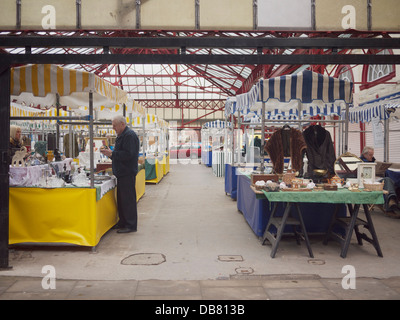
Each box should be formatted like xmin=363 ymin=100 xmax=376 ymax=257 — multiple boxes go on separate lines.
xmin=101 ymin=115 xmax=140 ymax=233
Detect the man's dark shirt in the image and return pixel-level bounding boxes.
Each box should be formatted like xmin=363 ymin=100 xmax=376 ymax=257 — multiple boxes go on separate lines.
xmin=112 ymin=126 xmax=139 ymax=178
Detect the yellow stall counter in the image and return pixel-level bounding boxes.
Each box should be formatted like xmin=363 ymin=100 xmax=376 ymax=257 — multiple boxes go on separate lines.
xmin=145 ymin=156 xmax=164 ymax=184
xmin=162 ymin=153 xmax=170 ymax=175
xmin=136 ymin=168 xmax=145 ymax=200
xmin=9 ymin=187 xmax=118 ymax=247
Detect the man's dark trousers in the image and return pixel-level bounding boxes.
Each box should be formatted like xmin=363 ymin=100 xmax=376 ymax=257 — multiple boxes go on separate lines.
xmin=116 ymin=174 xmax=137 ymax=230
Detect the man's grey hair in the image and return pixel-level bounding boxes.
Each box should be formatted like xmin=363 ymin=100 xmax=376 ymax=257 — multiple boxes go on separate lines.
xmin=361 ymin=146 xmax=374 ymax=155
xmin=112 ymin=115 xmax=127 ymax=125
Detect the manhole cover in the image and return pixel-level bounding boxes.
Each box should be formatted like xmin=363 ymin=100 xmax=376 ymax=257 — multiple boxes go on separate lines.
xmin=307 ymin=259 xmax=325 ymax=265
xmin=235 ymin=267 xmax=254 ymax=274
xmin=218 ymin=255 xmax=244 ymax=262
xmin=121 ymin=253 xmax=166 ymax=265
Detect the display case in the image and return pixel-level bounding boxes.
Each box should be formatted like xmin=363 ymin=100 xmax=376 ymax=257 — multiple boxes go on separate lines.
xmin=357 ymin=162 xmax=377 ymax=188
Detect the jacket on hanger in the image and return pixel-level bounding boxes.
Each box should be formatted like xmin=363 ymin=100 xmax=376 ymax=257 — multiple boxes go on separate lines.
xmin=303 ymin=125 xmax=336 ymax=175
xmin=264 ymin=126 xmax=307 ymax=174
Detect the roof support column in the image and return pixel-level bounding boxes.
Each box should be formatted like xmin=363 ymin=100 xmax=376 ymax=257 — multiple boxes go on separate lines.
xmin=0 ymin=65 xmax=11 ymax=269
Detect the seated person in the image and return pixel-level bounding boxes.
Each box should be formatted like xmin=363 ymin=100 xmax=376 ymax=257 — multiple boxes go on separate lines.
xmin=9 ymin=125 xmax=23 ymax=162
xmin=361 ymin=146 xmax=400 ymax=218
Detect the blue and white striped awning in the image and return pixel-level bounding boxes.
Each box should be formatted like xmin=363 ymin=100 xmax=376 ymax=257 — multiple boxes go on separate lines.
xmin=224 ymin=97 xmax=237 ymax=117
xmin=258 ymin=70 xmax=353 ymax=104
xmin=225 ymin=70 xmax=353 ymax=120
xmin=203 ymin=120 xmax=231 ymax=129
xmin=346 ymin=91 xmax=400 ymax=123
xmin=236 ymin=84 xmax=259 ymax=112
xmin=347 ymin=104 xmax=389 ymax=123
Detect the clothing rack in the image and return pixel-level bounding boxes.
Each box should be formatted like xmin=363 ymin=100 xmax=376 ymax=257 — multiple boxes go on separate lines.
xmin=240 ymin=117 xmax=348 ymax=173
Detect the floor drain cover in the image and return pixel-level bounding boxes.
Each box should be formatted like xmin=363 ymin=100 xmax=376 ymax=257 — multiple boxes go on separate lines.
xmin=235 ymin=267 xmax=254 ymax=274
xmin=307 ymin=259 xmax=325 ymax=265
xmin=218 ymin=255 xmax=243 ymax=262
xmin=121 ymin=253 xmax=166 ymax=265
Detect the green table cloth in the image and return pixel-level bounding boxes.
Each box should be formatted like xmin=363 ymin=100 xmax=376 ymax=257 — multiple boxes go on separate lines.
xmin=261 ymin=188 xmax=384 ymax=205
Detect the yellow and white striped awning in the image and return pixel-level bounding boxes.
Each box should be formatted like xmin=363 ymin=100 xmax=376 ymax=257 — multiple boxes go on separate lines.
xmin=65 ymin=99 xmax=145 ymax=119
xmin=35 ymin=107 xmax=85 ymax=131
xmin=127 ymin=99 xmax=145 ymax=117
xmin=11 ymin=64 xmax=128 ymax=108
xmin=158 ymin=119 xmax=169 ymax=129
xmin=10 ymin=102 xmax=45 ymax=117
xmin=131 ymin=114 xmax=169 ymax=129
xmin=131 ymin=113 xmax=157 ymax=127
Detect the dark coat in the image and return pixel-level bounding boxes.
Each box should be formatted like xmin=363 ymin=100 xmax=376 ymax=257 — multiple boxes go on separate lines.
xmin=112 ymin=126 xmax=140 ymax=178
xmin=265 ymin=127 xmax=307 ymax=174
xmin=303 ymin=125 xmax=336 ymax=175
xmin=360 ymin=155 xmax=376 ymax=163
xmin=9 ymin=137 xmax=23 ymax=163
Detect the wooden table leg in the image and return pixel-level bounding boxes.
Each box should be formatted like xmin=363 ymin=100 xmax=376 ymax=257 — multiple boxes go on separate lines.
xmin=263 ymin=203 xmax=292 ymax=258
xmin=262 ymin=202 xmax=313 ymax=258
xmin=294 ymin=203 xmax=314 ymax=258
xmin=262 ymin=202 xmax=279 ymax=246
xmin=340 ymin=204 xmax=360 ymax=258
xmin=324 ymin=203 xmax=383 ymax=258
xmin=323 ymin=204 xmax=340 ymax=245
xmin=362 ymin=204 xmax=383 ymax=257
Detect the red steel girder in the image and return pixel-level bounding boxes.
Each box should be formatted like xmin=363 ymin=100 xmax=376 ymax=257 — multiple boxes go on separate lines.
xmin=137 ymin=99 xmax=224 ymax=110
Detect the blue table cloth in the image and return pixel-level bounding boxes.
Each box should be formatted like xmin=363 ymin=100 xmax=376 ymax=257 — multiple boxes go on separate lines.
xmin=201 ymin=150 xmax=212 ymax=167
xmin=224 ymin=164 xmax=238 ymax=200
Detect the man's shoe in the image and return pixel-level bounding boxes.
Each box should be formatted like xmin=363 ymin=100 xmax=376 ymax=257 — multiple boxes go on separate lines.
xmin=117 ymin=228 xmax=137 ymax=233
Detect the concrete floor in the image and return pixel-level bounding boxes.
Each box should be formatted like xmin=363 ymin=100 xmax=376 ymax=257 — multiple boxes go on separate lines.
xmin=2 ymin=160 xmax=400 ymax=284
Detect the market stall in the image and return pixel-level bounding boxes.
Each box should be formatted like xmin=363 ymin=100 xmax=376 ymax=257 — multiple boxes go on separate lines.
xmin=132 ymin=113 xmax=170 ymax=184
xmin=78 ymin=98 xmax=147 ymax=201
xmin=224 ymin=96 xmax=260 ymax=199
xmin=228 ymin=70 xmax=358 ymax=244
xmin=258 ymin=184 xmax=384 ymax=258
xmin=201 ymin=120 xmax=231 ymax=176
xmin=9 ymin=64 xmax=129 ymax=247
xmin=236 ymin=170 xmax=347 ymax=238
xmin=9 ymin=180 xmax=117 ymax=247
xmin=200 ymin=124 xmax=213 ymax=167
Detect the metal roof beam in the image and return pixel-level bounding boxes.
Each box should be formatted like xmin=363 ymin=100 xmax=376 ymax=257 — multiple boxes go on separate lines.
xmin=1 ymin=36 xmax=400 ymax=50
xmin=2 ymin=53 xmax=399 ymax=65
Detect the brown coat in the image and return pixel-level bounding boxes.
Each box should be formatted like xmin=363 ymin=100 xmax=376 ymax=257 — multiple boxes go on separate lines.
xmin=265 ymin=127 xmax=307 ymax=174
